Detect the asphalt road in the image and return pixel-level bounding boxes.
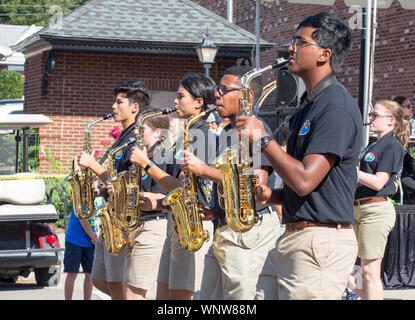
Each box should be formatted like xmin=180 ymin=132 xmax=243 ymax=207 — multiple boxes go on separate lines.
xmin=0 ymin=230 xmax=157 ymax=300
xmin=0 ymin=230 xmax=414 ymax=300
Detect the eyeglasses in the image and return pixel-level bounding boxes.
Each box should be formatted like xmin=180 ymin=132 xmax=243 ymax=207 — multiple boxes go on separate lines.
xmin=217 ymin=84 xmax=242 ymax=97
xmin=289 ymin=37 xmax=323 ymax=50
xmin=368 ymin=112 xmax=393 ymax=119
xmin=403 ymin=103 xmax=413 ymax=109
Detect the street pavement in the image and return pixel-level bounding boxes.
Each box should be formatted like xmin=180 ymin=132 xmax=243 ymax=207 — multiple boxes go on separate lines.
xmin=0 ymin=229 xmax=414 ymax=300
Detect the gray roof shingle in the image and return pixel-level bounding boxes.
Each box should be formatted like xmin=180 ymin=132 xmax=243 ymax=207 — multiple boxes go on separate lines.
xmin=14 ymin=0 xmax=274 ymax=55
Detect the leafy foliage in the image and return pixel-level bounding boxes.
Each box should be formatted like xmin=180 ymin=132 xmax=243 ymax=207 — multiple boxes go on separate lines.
xmin=0 ymin=69 xmax=24 ymax=99
xmin=0 ymin=0 xmax=88 ymax=26
xmin=43 ymin=148 xmax=72 ymax=230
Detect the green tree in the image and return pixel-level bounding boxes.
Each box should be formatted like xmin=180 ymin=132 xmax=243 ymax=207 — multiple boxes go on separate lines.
xmin=0 ymin=0 xmax=88 ymax=26
xmin=0 ymin=69 xmax=24 ymax=99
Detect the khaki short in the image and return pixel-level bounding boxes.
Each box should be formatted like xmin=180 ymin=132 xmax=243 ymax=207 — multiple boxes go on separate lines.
xmin=125 ymin=216 xmax=167 ymax=290
xmin=91 ymin=236 xmax=127 ymax=283
xmin=276 ymin=226 xmax=357 ymax=300
xmin=353 ymin=200 xmax=396 ymax=259
xmin=157 ymin=212 xmax=213 ymax=291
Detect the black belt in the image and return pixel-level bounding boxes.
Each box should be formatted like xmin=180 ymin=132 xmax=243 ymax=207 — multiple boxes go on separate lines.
xmin=141 ymin=213 xmax=166 ymax=222
xmin=216 ymin=206 xmax=276 ymax=227
xmin=258 ymin=206 xmax=276 ymax=215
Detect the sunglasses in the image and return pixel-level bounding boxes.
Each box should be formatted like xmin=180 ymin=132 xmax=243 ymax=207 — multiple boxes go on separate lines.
xmin=217 ymin=84 xmax=242 ymax=97
xmin=368 ymin=112 xmax=393 ymax=119
xmin=289 ymin=37 xmax=324 ymax=50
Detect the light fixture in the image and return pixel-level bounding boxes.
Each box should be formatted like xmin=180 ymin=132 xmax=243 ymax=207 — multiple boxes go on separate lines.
xmin=195 ymin=29 xmax=218 ymax=77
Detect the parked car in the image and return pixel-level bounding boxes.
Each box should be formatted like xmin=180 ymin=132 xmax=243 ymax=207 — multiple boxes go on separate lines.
xmin=0 ymin=114 xmax=64 ymax=286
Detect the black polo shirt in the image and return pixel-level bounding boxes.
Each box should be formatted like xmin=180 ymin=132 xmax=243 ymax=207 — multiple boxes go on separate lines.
xmin=213 ymin=119 xmax=276 ymax=221
xmin=355 ymin=132 xmax=404 ymax=199
xmin=282 ymin=74 xmax=363 ymax=224
xmin=141 ymin=145 xmax=169 ymax=216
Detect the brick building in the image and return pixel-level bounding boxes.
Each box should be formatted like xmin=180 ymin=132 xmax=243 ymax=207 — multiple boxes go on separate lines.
xmin=194 ymin=0 xmax=415 ymax=102
xmin=12 ymin=0 xmax=273 ymax=173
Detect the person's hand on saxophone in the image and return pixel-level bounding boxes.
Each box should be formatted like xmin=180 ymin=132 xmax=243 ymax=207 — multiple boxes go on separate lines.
xmin=78 ymin=151 xmax=98 ymax=170
xmin=140 ymin=192 xmax=167 ymax=211
xmin=130 ymin=146 xmax=150 ymax=168
xmin=181 ymin=150 xmax=210 ymax=177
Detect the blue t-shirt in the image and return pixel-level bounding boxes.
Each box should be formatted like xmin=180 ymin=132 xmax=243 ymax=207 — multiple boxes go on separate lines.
xmin=65 ymin=198 xmax=101 ymax=247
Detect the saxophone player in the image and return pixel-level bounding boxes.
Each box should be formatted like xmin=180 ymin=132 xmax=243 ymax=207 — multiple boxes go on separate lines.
xmin=124 ymin=107 xmax=171 ymax=300
xmin=78 ymin=80 xmax=150 ymax=300
xmin=182 ymin=66 xmax=281 ymax=300
xmin=236 ymin=13 xmax=361 ymax=300
xmin=130 ymin=73 xmax=217 ymax=300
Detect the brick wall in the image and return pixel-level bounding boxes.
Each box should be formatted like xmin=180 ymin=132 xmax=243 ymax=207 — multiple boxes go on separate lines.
xmin=24 ymin=50 xmax=235 ymax=173
xmin=194 ymin=0 xmax=415 ymax=101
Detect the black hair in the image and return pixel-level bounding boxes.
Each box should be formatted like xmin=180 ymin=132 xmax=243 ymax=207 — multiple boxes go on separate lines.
xmin=394 ymin=96 xmax=410 ymax=107
xmin=223 ymin=65 xmax=263 ymax=102
xmin=179 ymin=73 xmax=217 ymax=111
xmin=298 ymin=12 xmax=352 ymax=73
xmin=113 ymin=80 xmax=151 ymax=113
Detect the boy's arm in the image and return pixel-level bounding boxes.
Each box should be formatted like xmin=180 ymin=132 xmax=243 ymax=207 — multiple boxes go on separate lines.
xmin=79 ymin=219 xmax=98 ymax=245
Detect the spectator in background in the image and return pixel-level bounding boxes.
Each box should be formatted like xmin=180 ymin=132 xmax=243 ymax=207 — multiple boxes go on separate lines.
xmin=394 ymin=96 xmax=414 ymax=136
xmin=206 ymin=112 xmax=223 ymax=136
xmin=64 ymin=157 xmax=100 ymax=300
xmin=353 ymin=100 xmax=409 ymax=300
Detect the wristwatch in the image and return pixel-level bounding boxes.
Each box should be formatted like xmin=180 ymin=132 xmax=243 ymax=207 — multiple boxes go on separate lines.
xmin=144 ymin=160 xmax=155 ymax=172
xmin=256 ymin=135 xmax=273 ymax=152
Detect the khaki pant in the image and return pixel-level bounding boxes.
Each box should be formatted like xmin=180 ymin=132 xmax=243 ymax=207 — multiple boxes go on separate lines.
xmin=255 ymin=223 xmax=286 ymax=300
xmin=157 ymin=212 xmax=213 ymax=291
xmin=199 ymin=210 xmax=280 ymax=300
xmin=276 ymin=226 xmax=357 ymax=300
xmin=125 ymin=216 xmax=167 ymax=290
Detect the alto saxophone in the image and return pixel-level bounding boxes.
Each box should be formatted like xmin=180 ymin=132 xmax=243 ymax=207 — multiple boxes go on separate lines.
xmin=65 ymin=113 xmax=114 ymax=219
xmin=108 ymin=107 xmax=176 ymax=232
xmin=163 ymin=105 xmax=217 ymax=252
xmin=215 ymin=58 xmax=289 ymax=232
xmin=95 ymin=136 xmax=137 ymax=255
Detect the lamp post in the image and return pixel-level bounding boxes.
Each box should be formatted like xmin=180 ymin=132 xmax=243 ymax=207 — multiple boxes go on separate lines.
xmin=196 ymin=30 xmax=218 ymax=77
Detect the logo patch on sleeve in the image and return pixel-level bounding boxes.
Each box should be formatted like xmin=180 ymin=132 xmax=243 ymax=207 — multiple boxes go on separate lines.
xmin=299 ymin=120 xmax=311 ymax=136
xmin=141 ymin=169 xmax=148 ymax=180
xmin=364 ymin=152 xmax=375 ymax=162
xmin=115 ymin=150 xmax=123 ymax=160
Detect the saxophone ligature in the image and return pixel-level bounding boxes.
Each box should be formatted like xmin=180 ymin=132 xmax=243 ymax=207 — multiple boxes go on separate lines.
xmin=95 ymin=136 xmax=137 ymax=255
xmin=108 ymin=107 xmax=176 ymax=233
xmin=65 ymin=112 xmax=114 ymax=219
xmin=215 ymin=58 xmax=288 ymax=233
xmin=163 ymin=105 xmax=218 ymax=252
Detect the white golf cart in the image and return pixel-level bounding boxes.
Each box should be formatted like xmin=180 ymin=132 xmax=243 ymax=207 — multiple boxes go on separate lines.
xmin=0 ymin=114 xmax=64 ymax=286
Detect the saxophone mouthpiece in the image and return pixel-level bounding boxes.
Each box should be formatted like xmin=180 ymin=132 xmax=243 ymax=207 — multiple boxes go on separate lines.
xmin=270 ymin=57 xmax=289 ymax=70
xmin=205 ymin=104 xmax=218 ymax=114
xmin=103 ymin=112 xmax=115 ymax=120
xmin=161 ymin=107 xmax=177 ymax=115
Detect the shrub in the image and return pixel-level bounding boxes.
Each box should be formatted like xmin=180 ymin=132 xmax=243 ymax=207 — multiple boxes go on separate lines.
xmin=0 ymin=69 xmax=24 ymax=100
